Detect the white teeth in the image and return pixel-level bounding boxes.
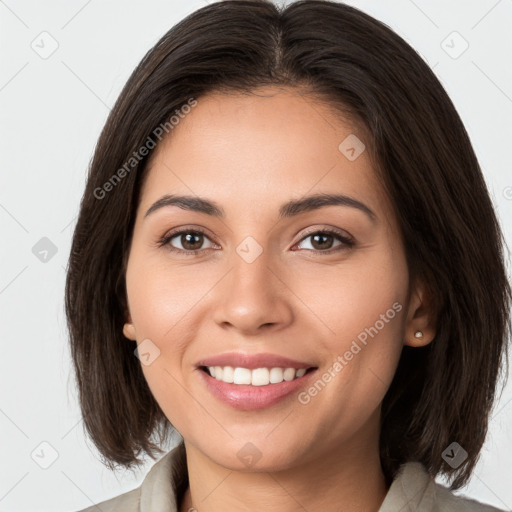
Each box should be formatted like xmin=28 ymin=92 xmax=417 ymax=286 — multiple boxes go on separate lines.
xmin=251 ymin=368 xmax=269 ymax=386
xmin=233 ymin=367 xmax=252 ymax=385
xmin=222 ymin=366 xmax=234 ymax=383
xmin=283 ymin=368 xmax=296 ymax=381
xmin=206 ymin=366 xmax=310 ymax=385
xmin=269 ymin=367 xmax=284 ymax=383
xmin=214 ymin=366 xmax=223 ymax=380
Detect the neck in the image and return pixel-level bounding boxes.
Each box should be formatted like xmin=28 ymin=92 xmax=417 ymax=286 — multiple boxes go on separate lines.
xmin=179 ymin=419 xmax=388 ymax=512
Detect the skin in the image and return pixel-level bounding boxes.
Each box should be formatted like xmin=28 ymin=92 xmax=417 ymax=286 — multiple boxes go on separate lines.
xmin=122 ymin=86 xmax=435 ymax=512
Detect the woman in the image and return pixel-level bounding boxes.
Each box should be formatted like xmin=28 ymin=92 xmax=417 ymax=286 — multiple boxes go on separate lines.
xmin=65 ymin=1 xmax=511 ymax=510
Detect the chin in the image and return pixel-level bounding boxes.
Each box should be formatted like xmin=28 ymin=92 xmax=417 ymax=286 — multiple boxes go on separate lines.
xmin=197 ymin=436 xmax=305 ymax=473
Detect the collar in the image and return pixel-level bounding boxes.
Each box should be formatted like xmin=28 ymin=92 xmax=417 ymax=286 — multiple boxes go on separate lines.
xmin=139 ymin=441 xmax=187 ymax=512
xmin=137 ymin=442 xmax=491 ymax=512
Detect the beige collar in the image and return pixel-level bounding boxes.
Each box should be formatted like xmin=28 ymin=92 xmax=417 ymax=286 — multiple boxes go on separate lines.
xmin=137 ymin=442 xmax=503 ymax=512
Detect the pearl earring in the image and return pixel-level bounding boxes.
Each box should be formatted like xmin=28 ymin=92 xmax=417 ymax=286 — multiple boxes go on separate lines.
xmin=414 ymin=331 xmax=423 ymax=338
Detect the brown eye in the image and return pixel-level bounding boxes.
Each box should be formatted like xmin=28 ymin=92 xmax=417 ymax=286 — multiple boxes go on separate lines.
xmin=309 ymin=233 xmax=335 ymax=250
xmin=161 ymin=229 xmax=216 ymax=254
xmin=295 ymin=229 xmax=354 ymax=253
xmin=176 ymin=232 xmax=205 ymax=251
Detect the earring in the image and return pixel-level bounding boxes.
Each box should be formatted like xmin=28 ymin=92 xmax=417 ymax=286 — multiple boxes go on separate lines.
xmin=414 ymin=331 xmax=423 ymax=338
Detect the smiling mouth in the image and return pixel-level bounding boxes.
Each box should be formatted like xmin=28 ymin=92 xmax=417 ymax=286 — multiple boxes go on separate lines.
xmin=200 ymin=365 xmax=317 ymax=386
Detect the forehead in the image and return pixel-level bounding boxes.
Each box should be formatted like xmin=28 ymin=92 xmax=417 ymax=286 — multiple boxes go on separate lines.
xmin=139 ymin=87 xmax=390 ymax=222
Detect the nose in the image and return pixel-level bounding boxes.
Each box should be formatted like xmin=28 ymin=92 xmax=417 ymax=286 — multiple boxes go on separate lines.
xmin=211 ymin=248 xmax=294 ymax=335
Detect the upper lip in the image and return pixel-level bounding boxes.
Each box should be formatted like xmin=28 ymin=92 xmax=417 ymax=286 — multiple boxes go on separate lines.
xmin=196 ymin=352 xmax=317 ymax=370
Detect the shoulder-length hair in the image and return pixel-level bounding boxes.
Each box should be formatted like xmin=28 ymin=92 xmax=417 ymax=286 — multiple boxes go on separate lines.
xmin=65 ymin=0 xmax=511 ymax=489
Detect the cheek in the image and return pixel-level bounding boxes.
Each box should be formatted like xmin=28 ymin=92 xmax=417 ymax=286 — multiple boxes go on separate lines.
xmin=124 ymin=250 xmax=220 ymax=412
xmin=291 ymin=246 xmax=408 ymax=346
xmin=124 ymin=252 xmax=204 ymax=429
xmin=291 ymin=244 xmax=408 ymax=406
xmin=125 ymin=251 xmax=214 ymax=340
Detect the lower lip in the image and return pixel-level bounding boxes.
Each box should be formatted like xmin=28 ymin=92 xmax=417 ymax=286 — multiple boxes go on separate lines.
xmin=198 ymin=368 xmax=316 ymax=410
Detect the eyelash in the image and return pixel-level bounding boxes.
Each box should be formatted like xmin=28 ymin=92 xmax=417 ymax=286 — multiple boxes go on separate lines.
xmin=157 ymin=227 xmax=355 ymax=256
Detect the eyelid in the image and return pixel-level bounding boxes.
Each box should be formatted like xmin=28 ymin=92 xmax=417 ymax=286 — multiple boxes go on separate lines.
xmin=158 ymin=225 xmax=355 ymax=255
xmin=293 ymin=225 xmax=354 ymax=245
xmin=158 ymin=225 xmax=218 ymax=253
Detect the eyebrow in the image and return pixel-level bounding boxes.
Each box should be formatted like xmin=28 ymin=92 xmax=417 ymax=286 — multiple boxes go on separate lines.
xmin=144 ymin=193 xmax=376 ymax=222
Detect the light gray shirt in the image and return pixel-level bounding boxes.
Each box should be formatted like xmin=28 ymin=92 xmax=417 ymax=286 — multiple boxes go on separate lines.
xmin=76 ymin=442 xmax=508 ymax=511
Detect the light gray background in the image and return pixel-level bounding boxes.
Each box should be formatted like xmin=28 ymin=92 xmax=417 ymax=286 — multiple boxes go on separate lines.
xmin=1 ymin=0 xmax=511 ymax=511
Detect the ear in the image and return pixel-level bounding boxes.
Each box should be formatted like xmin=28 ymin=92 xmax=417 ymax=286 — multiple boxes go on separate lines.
xmin=120 ymin=251 xmax=136 ymax=341
xmin=404 ymin=277 xmax=436 ymax=347
xmin=123 ymin=311 xmax=137 ymax=341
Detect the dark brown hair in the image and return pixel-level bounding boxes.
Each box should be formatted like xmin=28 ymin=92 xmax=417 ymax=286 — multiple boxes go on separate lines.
xmin=65 ymin=0 xmax=511 ymax=489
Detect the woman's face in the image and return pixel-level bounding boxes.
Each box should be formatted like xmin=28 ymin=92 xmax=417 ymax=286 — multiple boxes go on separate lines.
xmin=123 ymin=86 xmax=429 ymax=471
